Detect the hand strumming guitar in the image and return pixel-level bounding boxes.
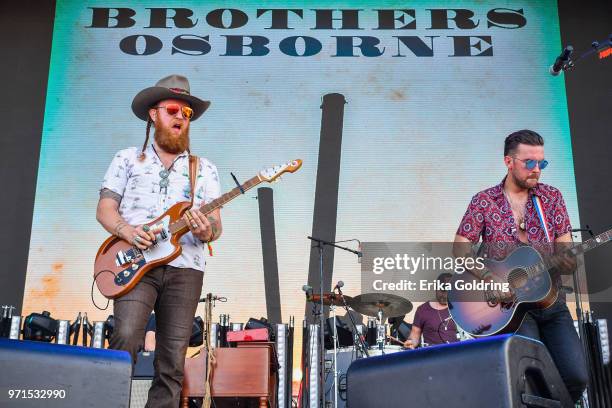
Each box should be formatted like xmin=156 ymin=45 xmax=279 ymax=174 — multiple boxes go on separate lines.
xmin=116 ymin=223 xmax=159 ymax=250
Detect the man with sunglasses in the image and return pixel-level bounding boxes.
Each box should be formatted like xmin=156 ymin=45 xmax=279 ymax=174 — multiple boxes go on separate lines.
xmin=454 ymin=129 xmax=588 ymax=402
xmin=96 ymin=75 xmax=222 ymax=407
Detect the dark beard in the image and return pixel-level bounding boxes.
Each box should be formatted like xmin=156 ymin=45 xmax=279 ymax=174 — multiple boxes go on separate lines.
xmin=153 ymin=120 xmax=190 ymax=154
xmin=511 ymin=171 xmax=537 ymax=190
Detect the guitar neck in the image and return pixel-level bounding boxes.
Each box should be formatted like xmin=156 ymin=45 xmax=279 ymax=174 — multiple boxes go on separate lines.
xmin=168 ymin=174 xmax=263 ymax=234
xmin=539 ymin=228 xmax=612 ymax=271
xmin=199 ymin=175 xmax=263 ymax=214
xmin=568 ymin=229 xmax=612 ymax=257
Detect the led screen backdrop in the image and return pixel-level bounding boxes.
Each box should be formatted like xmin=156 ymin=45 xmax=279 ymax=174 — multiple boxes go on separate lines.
xmin=23 ymin=0 xmax=579 ymax=377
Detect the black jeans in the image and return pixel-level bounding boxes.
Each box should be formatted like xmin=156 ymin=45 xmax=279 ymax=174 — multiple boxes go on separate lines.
xmin=516 ymin=300 xmax=589 ymax=402
xmin=110 ymin=265 xmax=204 ymax=408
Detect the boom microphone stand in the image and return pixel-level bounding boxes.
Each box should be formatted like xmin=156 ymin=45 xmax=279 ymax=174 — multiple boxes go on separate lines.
xmin=333 ymin=283 xmax=369 ymax=358
xmin=549 ymin=34 xmax=611 ymax=76
xmin=307 ymin=236 xmax=361 ymax=408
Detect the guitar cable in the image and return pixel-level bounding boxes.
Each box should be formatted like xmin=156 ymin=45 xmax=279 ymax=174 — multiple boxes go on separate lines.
xmin=91 ymin=270 xmax=113 ymax=311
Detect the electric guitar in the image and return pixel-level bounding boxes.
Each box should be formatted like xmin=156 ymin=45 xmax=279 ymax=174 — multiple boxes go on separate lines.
xmin=448 ymin=228 xmax=612 ymax=337
xmin=94 ymin=159 xmax=302 ymax=299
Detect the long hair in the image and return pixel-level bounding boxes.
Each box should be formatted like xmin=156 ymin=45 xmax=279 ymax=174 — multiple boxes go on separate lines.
xmin=139 ymin=118 xmax=153 ymax=161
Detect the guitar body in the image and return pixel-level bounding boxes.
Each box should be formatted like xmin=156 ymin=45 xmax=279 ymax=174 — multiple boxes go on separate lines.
xmin=94 ymin=201 xmax=192 ymax=299
xmin=448 ymin=246 xmax=558 ymax=337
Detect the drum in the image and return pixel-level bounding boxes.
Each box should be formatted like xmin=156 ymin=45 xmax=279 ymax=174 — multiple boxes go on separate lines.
xmin=367 ymin=345 xmax=404 ymax=357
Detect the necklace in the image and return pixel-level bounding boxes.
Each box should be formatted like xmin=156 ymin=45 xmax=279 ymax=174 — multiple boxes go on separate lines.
xmin=434 ymin=304 xmax=449 ymax=331
xmin=152 ymin=145 xmax=181 ymax=194
xmin=503 ymin=189 xmax=527 ymax=231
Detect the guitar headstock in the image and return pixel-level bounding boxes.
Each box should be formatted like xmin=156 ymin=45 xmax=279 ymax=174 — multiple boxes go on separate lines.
xmin=259 ymin=159 xmax=303 ymax=183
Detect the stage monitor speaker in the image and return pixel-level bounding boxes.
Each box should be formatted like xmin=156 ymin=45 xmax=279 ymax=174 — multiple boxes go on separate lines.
xmin=0 ymin=338 xmax=131 ymax=407
xmin=347 ymin=334 xmax=573 ymax=408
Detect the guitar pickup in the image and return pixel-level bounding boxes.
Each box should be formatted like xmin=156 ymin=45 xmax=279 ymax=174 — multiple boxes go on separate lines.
xmin=157 ymin=227 xmax=168 ymax=240
xmin=116 ymin=250 xmax=130 ymax=266
xmin=147 ymin=224 xmax=168 ymax=243
xmin=115 ymin=248 xmax=143 ymax=266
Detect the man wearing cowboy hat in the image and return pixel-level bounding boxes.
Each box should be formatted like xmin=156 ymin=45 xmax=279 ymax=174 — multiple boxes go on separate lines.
xmin=96 ymin=74 xmax=222 ymax=407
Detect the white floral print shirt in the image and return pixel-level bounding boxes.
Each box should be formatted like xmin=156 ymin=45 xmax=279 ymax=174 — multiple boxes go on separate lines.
xmin=101 ymin=144 xmax=221 ymax=271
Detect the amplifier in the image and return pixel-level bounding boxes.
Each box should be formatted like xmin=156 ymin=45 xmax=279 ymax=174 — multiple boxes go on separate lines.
xmin=226 ymin=328 xmax=269 ymax=342
xmin=130 ymin=378 xmax=153 ymax=408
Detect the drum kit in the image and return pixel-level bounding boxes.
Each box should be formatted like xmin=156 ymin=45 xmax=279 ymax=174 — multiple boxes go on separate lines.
xmin=310 ymin=291 xmax=413 ymax=408
xmin=312 ymin=292 xmax=413 ymax=351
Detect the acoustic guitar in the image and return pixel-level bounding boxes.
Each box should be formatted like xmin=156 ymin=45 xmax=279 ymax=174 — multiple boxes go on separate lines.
xmin=448 ymin=229 xmax=612 ymax=337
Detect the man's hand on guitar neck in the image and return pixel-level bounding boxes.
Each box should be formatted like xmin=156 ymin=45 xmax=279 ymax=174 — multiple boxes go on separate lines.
xmin=183 ymin=209 xmax=213 ymax=242
xmin=182 ymin=208 xmax=222 ymax=243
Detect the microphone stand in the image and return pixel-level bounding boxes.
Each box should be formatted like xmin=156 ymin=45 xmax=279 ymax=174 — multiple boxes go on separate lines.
xmin=307 ymin=236 xmax=362 ymax=408
xmin=334 ymin=286 xmax=370 ymax=358
xmin=571 ymin=226 xmax=595 ymax=389
xmin=70 ymin=312 xmax=82 ymax=346
xmin=552 ymin=34 xmax=612 ymax=75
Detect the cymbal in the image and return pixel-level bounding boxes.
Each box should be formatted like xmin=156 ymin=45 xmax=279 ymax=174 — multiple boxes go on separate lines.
xmin=309 ymin=293 xmax=353 ymax=306
xmin=349 ymin=293 xmax=413 ymax=318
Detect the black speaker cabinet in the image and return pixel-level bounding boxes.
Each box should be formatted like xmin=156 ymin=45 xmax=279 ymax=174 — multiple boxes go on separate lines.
xmin=0 ymin=338 xmax=131 ymax=407
xmin=347 ymin=334 xmax=573 ymax=408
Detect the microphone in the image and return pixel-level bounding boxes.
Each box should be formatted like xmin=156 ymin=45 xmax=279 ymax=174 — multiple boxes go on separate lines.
xmin=357 ymin=241 xmax=362 ymax=264
xmin=549 ymin=45 xmax=573 ymax=76
xmin=334 ymin=281 xmax=344 ymax=291
xmin=302 ymin=285 xmax=313 ymax=300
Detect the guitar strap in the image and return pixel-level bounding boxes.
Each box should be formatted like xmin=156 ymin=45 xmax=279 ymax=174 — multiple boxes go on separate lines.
xmin=189 ymin=155 xmax=214 ymax=256
xmin=532 ymin=195 xmax=552 ymax=243
xmin=188 ymin=155 xmax=199 ymax=208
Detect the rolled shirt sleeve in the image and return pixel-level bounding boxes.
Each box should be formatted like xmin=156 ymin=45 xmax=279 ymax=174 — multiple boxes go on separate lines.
xmin=100 ymin=149 xmax=134 ymax=197
xmin=456 ymin=193 xmax=486 ymax=243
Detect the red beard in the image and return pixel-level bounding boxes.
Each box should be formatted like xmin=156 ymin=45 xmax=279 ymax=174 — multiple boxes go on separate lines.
xmin=153 ymin=119 xmax=190 ymax=154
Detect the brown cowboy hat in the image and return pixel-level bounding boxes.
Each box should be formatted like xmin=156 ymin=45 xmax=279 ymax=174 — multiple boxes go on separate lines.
xmin=131 ymin=74 xmax=211 ymax=121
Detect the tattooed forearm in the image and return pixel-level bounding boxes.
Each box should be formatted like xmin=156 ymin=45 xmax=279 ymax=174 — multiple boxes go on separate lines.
xmin=114 ymin=220 xmax=128 ymax=237
xmin=100 ymin=188 xmax=122 ymax=204
xmin=207 ymin=215 xmax=221 ymax=241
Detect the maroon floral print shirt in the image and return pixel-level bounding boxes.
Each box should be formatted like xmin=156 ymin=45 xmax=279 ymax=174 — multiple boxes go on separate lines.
xmin=457 ymin=177 xmax=572 ymax=258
